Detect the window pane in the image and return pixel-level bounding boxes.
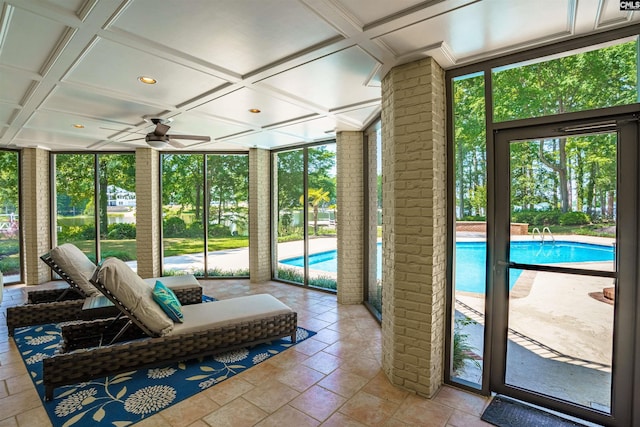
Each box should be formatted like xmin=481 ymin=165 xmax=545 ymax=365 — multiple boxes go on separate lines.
xmin=162 ymin=154 xmax=205 ymax=276
xmin=0 ymin=151 xmax=21 ymax=283
xmin=206 ymin=154 xmax=249 ymax=277
xmin=98 ymin=154 xmax=137 ymax=266
xmin=452 ymin=73 xmax=486 ymax=387
xmin=55 ymin=154 xmax=96 ymax=261
xmin=307 ymin=144 xmax=337 ymax=291
xmin=275 ymin=149 xmax=305 ymax=285
xmin=366 ymin=127 xmax=382 ymax=317
xmin=493 ymin=39 xmax=637 ymax=122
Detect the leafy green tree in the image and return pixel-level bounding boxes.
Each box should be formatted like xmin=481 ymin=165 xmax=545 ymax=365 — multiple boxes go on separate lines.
xmin=453 ymin=74 xmax=486 ymax=218
xmin=207 ymin=155 xmax=249 ymax=225
xmin=494 ymin=41 xmax=635 ymax=213
xmin=162 ymin=154 xmax=204 ymax=220
xmin=0 ymin=151 xmax=19 ymax=215
xmin=301 ymin=188 xmax=330 ymax=236
xmin=98 ymin=154 xmax=135 ymax=238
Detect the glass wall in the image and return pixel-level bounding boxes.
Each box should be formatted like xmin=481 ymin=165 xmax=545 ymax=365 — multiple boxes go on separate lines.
xmin=54 ymin=153 xmax=136 ymax=265
xmin=447 ymin=33 xmax=639 ymax=407
xmin=493 ymin=39 xmax=637 ymax=122
xmin=161 ymin=153 xmax=249 ymax=277
xmin=55 ymin=154 xmax=97 ymax=261
xmin=206 ymin=154 xmax=249 ymax=276
xmin=450 ymin=73 xmax=486 ymax=388
xmin=274 ymin=149 xmax=305 ymax=285
xmin=0 ymin=150 xmax=21 ymax=284
xmin=273 ymin=142 xmax=337 ymax=291
xmin=364 ymin=123 xmax=382 ymax=319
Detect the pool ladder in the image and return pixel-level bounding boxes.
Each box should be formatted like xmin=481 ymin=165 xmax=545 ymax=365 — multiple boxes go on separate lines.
xmin=531 ymin=226 xmax=555 ymax=244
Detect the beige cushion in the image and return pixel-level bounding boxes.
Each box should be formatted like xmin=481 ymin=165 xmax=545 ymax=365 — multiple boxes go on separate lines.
xmin=142 ymin=275 xmax=201 ymax=290
xmin=168 ymin=294 xmax=292 ymax=335
xmin=97 ymin=257 xmax=174 ymax=336
xmin=50 ymin=244 xmax=100 ymax=297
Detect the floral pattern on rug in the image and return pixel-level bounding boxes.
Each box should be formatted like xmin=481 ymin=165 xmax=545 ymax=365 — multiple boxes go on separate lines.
xmin=14 ymin=323 xmax=314 ymax=427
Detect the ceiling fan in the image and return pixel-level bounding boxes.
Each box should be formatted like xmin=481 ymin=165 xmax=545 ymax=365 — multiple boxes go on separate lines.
xmin=119 ymin=118 xmax=211 ymax=149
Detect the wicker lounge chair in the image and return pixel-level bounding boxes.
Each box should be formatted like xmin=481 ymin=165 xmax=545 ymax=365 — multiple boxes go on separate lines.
xmin=41 ymin=257 xmax=297 ymax=400
xmin=6 ymin=244 xmax=202 ymax=335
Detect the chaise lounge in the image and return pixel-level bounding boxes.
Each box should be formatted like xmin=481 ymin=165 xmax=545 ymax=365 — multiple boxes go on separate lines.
xmin=6 ymin=243 xmax=202 ymax=335
xmin=41 ymin=257 xmax=297 ymax=400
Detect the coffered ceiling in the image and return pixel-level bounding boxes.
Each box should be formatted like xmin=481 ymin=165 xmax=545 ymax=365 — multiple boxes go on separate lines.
xmin=0 ymin=0 xmax=638 ymax=152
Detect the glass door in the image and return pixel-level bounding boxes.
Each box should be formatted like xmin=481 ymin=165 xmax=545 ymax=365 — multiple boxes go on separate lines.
xmin=491 ymin=117 xmax=637 ymax=426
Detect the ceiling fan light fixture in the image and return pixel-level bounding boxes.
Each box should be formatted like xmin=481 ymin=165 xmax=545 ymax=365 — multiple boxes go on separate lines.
xmin=138 ymin=76 xmax=157 ymax=85
xmin=248 ymin=108 xmax=261 ymax=113
xmin=146 ymin=139 xmax=168 ymax=149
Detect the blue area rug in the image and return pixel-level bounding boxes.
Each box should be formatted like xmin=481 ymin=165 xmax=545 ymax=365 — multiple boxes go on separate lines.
xmin=14 ymin=304 xmax=314 ymax=426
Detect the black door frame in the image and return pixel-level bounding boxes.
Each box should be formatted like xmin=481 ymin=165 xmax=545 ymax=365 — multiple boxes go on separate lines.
xmin=490 ymin=111 xmax=639 ymax=426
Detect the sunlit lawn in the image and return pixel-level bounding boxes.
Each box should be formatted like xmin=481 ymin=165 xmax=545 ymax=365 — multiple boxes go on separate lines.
xmin=67 ymin=237 xmax=249 ymax=259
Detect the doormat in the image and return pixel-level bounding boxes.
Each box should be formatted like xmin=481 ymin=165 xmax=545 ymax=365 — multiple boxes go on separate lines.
xmin=481 ymin=395 xmax=588 ymax=427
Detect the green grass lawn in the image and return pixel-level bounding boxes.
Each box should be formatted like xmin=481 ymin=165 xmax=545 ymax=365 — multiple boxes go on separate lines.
xmin=64 ymin=236 xmax=249 ymax=260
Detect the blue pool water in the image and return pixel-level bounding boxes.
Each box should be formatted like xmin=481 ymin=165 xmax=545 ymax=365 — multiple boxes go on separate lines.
xmin=280 ymin=241 xmax=615 ymax=293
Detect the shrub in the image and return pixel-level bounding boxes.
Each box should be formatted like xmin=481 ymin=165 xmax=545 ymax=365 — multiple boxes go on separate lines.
xmin=534 ymin=210 xmax=561 ymax=226
xmin=58 ymin=224 xmax=95 ymax=241
xmin=559 ymin=211 xmax=591 ymax=226
xmin=0 ymin=256 xmax=20 ymax=275
xmin=186 ymin=221 xmax=203 ymax=238
xmin=511 ymin=211 xmax=537 ymax=224
xmin=101 ymin=250 xmax=133 ymax=261
xmin=0 ymin=240 xmax=19 ymax=257
xmin=277 ymin=267 xmax=304 ymax=283
xmin=460 ymin=215 xmax=486 ymax=221
xmin=106 ymin=223 xmax=136 ymax=239
xmin=163 ymin=216 xmax=186 ymax=237
xmin=208 ymin=224 xmax=230 ymax=238
xmin=309 ymin=276 xmax=337 ymax=290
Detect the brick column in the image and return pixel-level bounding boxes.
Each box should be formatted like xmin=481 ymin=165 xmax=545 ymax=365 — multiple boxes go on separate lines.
xmin=249 ymin=148 xmax=271 ymax=282
xmin=135 ymin=148 xmax=161 ymax=278
xmin=336 ymin=131 xmax=364 ymax=304
xmin=381 ymin=57 xmax=447 ymax=397
xmin=22 ymin=148 xmax=51 ymax=284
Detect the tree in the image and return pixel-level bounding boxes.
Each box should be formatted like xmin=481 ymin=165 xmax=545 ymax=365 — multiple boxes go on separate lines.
xmin=98 ymin=154 xmax=135 ymax=238
xmin=207 ymin=155 xmax=249 ymax=225
xmin=0 ymin=151 xmax=19 ymax=215
xmin=454 ymin=74 xmax=486 ymax=218
xmin=301 ymin=188 xmax=330 ymax=236
xmin=55 ymin=154 xmax=94 ymax=217
xmin=493 ymin=41 xmax=635 ymax=214
xmin=162 ymin=154 xmax=204 ymax=220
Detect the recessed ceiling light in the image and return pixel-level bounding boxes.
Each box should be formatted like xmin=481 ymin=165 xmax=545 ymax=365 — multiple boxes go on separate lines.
xmin=138 ymin=76 xmax=157 ymax=84
xmin=73 ymin=124 xmax=84 ymax=129
xmin=248 ymin=108 xmax=261 ymax=113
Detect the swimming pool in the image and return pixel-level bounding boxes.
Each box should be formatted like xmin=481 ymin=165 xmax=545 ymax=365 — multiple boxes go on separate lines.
xmin=279 ymin=241 xmax=615 ymax=293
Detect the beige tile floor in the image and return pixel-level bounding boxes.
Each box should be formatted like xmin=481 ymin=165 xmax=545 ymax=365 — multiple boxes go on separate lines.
xmin=0 ymin=279 xmax=491 ymax=427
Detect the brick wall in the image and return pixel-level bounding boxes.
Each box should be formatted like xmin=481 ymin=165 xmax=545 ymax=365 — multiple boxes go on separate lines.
xmin=456 ymin=221 xmax=529 ymax=235
xmin=135 ymin=148 xmax=161 ymax=278
xmin=249 ymin=148 xmax=271 ymax=282
xmin=381 ymin=57 xmax=447 ymax=397
xmin=337 ymin=131 xmax=364 ymax=304
xmin=21 ymin=148 xmax=50 ymax=284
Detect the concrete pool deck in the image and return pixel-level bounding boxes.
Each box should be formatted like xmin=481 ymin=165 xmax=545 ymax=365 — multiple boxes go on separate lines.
xmin=454 ymin=234 xmax=616 ymax=410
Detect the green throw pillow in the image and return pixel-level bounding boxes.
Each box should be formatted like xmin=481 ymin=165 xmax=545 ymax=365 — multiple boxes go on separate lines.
xmin=152 ymin=280 xmax=184 ymax=323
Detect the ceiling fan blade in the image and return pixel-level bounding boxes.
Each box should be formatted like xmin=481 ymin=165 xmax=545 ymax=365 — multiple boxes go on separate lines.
xmin=168 ymin=139 xmax=186 ymax=149
xmin=154 ymin=123 xmax=171 ymax=136
xmin=117 ymin=136 xmax=145 ymax=143
xmin=100 ymin=127 xmax=146 ymax=135
xmin=167 ymin=134 xmax=211 ymax=142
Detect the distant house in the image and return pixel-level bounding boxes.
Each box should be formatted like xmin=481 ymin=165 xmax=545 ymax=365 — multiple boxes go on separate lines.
xmin=106 ymin=185 xmax=136 ymax=207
